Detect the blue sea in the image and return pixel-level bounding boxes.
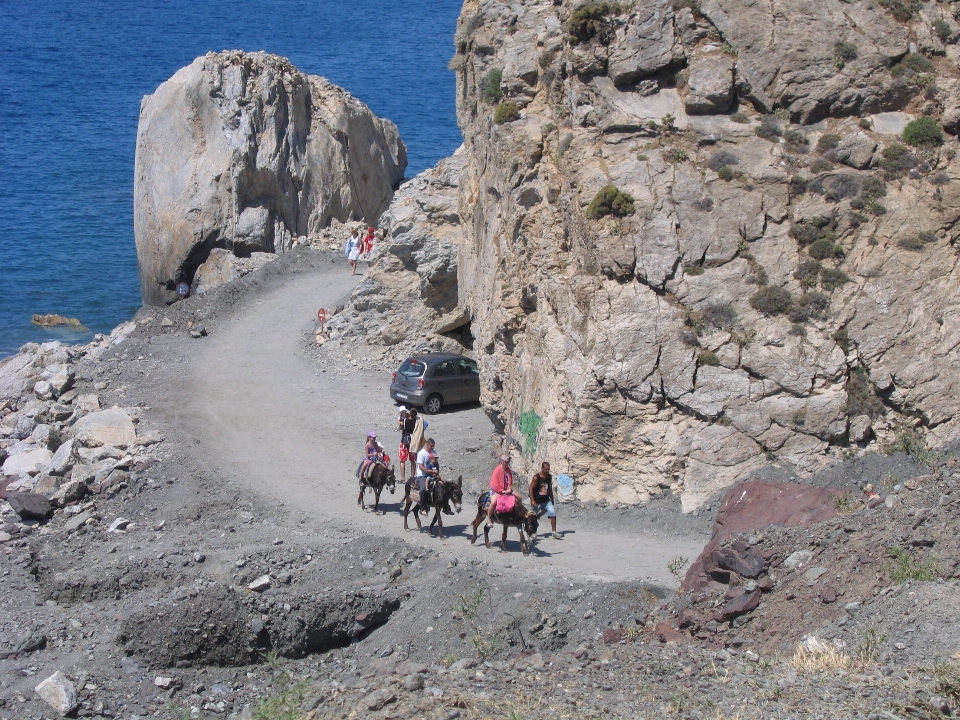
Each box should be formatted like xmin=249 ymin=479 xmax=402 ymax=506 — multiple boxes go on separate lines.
xmin=0 ymin=0 xmax=463 ymax=358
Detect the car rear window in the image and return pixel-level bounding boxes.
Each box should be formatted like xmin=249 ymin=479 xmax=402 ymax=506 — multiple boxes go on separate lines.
xmin=398 ymin=359 xmax=426 ymax=378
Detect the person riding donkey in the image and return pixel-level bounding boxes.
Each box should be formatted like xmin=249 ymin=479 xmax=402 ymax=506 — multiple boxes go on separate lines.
xmin=357 ymin=431 xmax=384 ymax=488
xmin=416 ymin=438 xmax=440 ymax=514
xmin=485 ymin=454 xmax=524 ymax=530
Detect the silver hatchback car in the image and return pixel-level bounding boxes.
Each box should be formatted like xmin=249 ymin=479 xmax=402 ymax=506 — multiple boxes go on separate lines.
xmin=389 ymin=353 xmax=481 ymax=414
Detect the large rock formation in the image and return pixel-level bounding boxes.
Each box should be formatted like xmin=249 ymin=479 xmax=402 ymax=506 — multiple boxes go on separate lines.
xmin=339 ymin=0 xmax=960 ymax=511
xmin=134 ymin=51 xmax=407 ymax=305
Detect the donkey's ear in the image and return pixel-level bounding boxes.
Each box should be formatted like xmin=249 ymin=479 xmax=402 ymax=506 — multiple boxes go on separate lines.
xmin=457 ymin=475 xmax=463 ymax=487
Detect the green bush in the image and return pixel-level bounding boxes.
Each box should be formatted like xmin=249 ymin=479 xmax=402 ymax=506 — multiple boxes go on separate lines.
xmin=810 ymin=158 xmax=835 ymax=173
xmin=750 ymin=286 xmax=793 ymax=315
xmin=797 ymin=291 xmax=831 ymax=319
xmin=586 ymin=185 xmax=636 ymax=219
xmin=665 ymin=146 xmax=689 ymax=163
xmin=708 ymin=150 xmax=740 ymax=171
xmin=930 ymin=171 xmax=951 ymax=186
xmin=697 ymin=351 xmax=720 ymax=367
xmin=933 ymin=19 xmax=953 ymax=42
xmin=902 ymin=116 xmax=944 ymax=147
xmin=718 ymin=166 xmax=735 ymax=181
xmin=820 ymin=268 xmax=850 ymax=292
xmin=816 ymin=133 xmax=841 ymax=152
xmin=897 ymin=235 xmax=928 ymax=250
xmin=538 ymin=49 xmax=556 ymax=68
xmin=789 ymin=174 xmax=808 ymax=194
xmin=790 ymin=217 xmax=836 ymax=247
xmin=794 ymin=259 xmax=822 ymax=287
xmin=809 ymin=238 xmax=842 ymax=260
xmin=701 ymin=302 xmax=738 ymax=330
xmin=861 ymin=176 xmax=887 ymax=200
xmin=680 ymin=329 xmax=700 ymax=347
xmin=756 ymin=115 xmax=783 ymax=141
xmin=834 ymin=41 xmax=859 ymax=62
xmin=494 ymin=101 xmax=521 ymax=124
xmin=569 ymin=2 xmax=619 ymax=43
xmin=846 ymin=368 xmax=884 ymax=417
xmin=832 ymin=327 xmax=850 ymax=352
xmin=482 ymin=68 xmax=503 ymax=104
xmin=879 ymin=143 xmax=917 ymax=178
xmin=892 ymin=52 xmax=935 ymax=76
xmin=730 ymin=111 xmax=750 ymax=123
xmin=888 ymin=545 xmax=939 ymax=583
xmin=685 ymin=265 xmax=704 ymax=276
xmin=878 ymin=0 xmax=922 ymax=23
xmin=784 ymin=129 xmax=810 ymax=152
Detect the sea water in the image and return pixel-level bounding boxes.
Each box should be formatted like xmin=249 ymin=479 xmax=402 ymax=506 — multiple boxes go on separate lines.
xmin=0 ymin=0 xmax=463 ymax=358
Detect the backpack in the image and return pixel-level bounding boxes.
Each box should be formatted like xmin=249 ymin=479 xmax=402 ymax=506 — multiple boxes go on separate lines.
xmin=495 ymin=494 xmax=516 ymax=514
xmin=344 ymin=238 xmax=352 ymax=256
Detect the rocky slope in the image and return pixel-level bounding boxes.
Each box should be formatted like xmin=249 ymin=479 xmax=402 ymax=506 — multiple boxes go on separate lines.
xmin=134 ymin=51 xmax=406 ymax=305
xmin=349 ymin=0 xmax=960 ymax=511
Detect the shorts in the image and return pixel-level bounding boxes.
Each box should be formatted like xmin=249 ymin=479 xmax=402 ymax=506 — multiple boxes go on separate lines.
xmin=418 ymin=476 xmax=429 ymax=492
xmin=534 ymin=500 xmax=556 ymax=519
xmin=398 ymin=444 xmax=409 ymax=463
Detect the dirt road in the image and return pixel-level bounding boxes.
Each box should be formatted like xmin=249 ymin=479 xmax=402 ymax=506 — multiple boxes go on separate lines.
xmin=166 ymin=254 xmax=705 ymax=584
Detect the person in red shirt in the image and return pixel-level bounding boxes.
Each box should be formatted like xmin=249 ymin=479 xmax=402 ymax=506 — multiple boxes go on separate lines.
xmin=486 ymin=454 xmax=522 ymax=528
xmin=362 ymin=227 xmax=376 ymax=257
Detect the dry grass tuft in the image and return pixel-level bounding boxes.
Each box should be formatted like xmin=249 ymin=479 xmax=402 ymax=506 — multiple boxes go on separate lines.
xmin=790 ymin=644 xmax=851 ymax=673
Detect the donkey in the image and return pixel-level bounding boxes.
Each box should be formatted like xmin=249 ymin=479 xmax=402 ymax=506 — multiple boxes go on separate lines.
xmin=402 ymin=475 xmax=463 ymax=539
xmin=358 ymin=463 xmax=396 ymax=513
xmin=469 ymin=492 xmax=539 ymax=555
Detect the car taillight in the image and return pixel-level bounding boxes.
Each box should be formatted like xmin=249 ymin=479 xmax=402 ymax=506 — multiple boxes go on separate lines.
xmin=392 ymin=372 xmax=397 ymax=382
xmin=417 ymin=378 xmax=425 ymax=390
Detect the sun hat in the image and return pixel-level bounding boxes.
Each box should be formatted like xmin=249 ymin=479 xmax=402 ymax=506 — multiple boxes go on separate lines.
xmin=367 ymin=431 xmax=377 ymax=438
xmin=398 ymin=405 xmax=407 ymax=411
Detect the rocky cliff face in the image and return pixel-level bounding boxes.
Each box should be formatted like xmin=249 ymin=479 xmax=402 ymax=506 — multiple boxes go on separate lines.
xmin=134 ymin=51 xmax=406 ymax=305
xmin=347 ymin=0 xmax=960 ymax=511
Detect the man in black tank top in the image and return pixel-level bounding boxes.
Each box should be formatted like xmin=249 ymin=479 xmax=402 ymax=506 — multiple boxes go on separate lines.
xmin=529 ymin=461 xmax=560 ymax=539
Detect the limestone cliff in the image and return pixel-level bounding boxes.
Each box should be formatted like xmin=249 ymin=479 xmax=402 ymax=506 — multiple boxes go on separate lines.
xmin=350 ymin=0 xmax=960 ymax=510
xmin=134 ymin=51 xmax=406 ymax=305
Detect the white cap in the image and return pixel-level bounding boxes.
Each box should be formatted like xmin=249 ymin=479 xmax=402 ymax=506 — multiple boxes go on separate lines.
xmin=398 ymin=405 xmax=407 ymax=411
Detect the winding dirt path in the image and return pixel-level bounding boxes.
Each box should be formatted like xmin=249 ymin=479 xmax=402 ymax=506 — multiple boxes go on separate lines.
xmin=169 ymin=259 xmax=705 ymax=585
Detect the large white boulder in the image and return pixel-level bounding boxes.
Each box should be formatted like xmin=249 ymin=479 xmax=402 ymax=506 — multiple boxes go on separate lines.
xmin=74 ymin=409 xmax=137 ymax=448
xmin=134 ymin=51 xmax=407 ymax=305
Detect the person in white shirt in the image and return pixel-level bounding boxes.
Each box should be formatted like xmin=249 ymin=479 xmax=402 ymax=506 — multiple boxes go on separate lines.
xmin=416 ymin=438 xmax=438 ymax=514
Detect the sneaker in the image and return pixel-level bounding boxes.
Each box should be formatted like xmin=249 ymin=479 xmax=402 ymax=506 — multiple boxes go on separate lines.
xmin=552 ymin=532 xmax=562 ymax=540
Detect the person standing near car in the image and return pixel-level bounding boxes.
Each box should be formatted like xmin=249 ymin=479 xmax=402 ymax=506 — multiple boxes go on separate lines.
xmin=397 ymin=406 xmax=415 ymax=484
xmin=529 ymin=461 xmax=560 ymax=539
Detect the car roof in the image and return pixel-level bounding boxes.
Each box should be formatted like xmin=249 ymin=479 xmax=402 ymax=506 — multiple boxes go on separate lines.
xmin=405 ymin=352 xmax=470 ymax=364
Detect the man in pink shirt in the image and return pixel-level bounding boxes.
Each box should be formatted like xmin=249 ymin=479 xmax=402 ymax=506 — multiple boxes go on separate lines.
xmin=486 ymin=454 xmax=522 ymax=528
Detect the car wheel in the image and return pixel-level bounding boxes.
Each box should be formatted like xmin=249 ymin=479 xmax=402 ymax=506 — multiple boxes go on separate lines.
xmin=424 ymin=394 xmax=443 ymax=415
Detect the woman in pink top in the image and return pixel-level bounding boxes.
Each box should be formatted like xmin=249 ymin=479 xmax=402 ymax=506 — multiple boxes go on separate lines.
xmin=486 ymin=454 xmax=521 ymax=528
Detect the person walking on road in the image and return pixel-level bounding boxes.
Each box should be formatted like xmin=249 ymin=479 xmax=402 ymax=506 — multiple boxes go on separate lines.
xmin=406 ymin=408 xmax=425 ymax=481
xmin=529 ymin=461 xmax=560 ymax=539
xmin=346 ymin=229 xmax=362 ymax=275
xmin=362 ymin=226 xmax=376 ymax=257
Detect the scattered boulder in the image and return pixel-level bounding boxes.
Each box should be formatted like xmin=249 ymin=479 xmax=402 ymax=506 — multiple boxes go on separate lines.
xmin=2 ymin=447 xmax=54 ymax=477
xmin=31 ymin=314 xmax=86 ymax=329
xmin=683 ymin=481 xmax=844 ymax=590
xmin=35 ymin=672 xmax=77 ymax=716
xmin=834 ymin=132 xmax=877 ymax=170
xmin=7 ymin=492 xmax=52 ymax=520
xmin=74 ymin=409 xmax=136 ymax=448
xmin=685 ymin=54 xmax=735 ymax=115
